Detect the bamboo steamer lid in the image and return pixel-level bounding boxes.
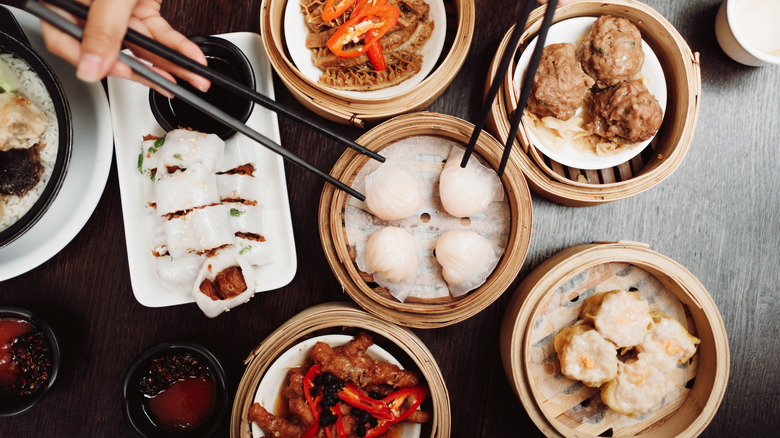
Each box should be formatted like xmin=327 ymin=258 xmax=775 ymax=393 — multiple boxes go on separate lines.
xmin=260 ymin=0 xmax=474 ymax=128
xmin=319 ymin=112 xmax=533 ymax=328
xmin=499 ymin=241 xmax=729 ymax=437
xmin=231 ymin=302 xmax=451 ymax=437
xmin=485 ymin=0 xmax=701 ymax=206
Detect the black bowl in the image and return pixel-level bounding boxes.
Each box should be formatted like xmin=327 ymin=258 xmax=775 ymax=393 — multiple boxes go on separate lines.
xmin=122 ymin=341 xmax=229 ymax=438
xmin=149 ymin=35 xmax=255 ymax=140
xmin=0 ymin=306 xmax=61 ymax=416
xmin=0 ymin=7 xmax=72 ymax=248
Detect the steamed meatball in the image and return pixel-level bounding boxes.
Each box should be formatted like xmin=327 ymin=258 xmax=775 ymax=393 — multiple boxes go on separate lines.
xmin=577 ymin=15 xmax=644 ymax=88
xmin=527 ymin=43 xmax=594 ymax=120
xmin=587 ymin=80 xmax=662 ymax=143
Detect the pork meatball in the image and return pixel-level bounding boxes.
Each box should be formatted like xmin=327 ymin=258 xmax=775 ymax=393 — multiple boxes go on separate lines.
xmin=577 ymin=15 xmax=644 ymax=89
xmin=586 ymin=80 xmax=663 ymax=143
xmin=527 ymin=43 xmax=594 ymax=120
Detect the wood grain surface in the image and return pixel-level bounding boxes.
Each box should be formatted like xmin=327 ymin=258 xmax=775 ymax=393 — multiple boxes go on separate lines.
xmin=0 ymin=0 xmax=778 ymax=436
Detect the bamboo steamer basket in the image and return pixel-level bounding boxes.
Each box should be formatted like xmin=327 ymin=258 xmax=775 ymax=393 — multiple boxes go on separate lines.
xmin=499 ymin=241 xmax=729 ymax=437
xmin=319 ymin=112 xmax=533 ymax=328
xmin=260 ymin=0 xmax=474 ymax=128
xmin=231 ymin=302 xmax=450 ymax=437
xmin=485 ymin=0 xmax=701 ymax=206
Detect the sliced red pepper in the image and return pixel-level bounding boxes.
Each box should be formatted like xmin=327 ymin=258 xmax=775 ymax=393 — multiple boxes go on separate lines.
xmin=302 ymin=365 xmax=323 ymax=438
xmin=337 ymin=382 xmax=394 ymax=420
xmin=351 ymin=0 xmax=387 ymax=18
xmin=365 ymin=28 xmax=386 ymax=71
xmin=326 ymin=4 xmax=399 ymax=59
xmin=321 ymin=0 xmax=357 ymax=21
xmin=364 ymin=385 xmax=429 ymax=438
xmin=335 ymin=405 xmax=347 ymax=438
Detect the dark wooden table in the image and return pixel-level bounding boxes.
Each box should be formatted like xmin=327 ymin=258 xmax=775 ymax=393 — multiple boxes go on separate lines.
xmin=1 ymin=0 xmax=778 ymax=436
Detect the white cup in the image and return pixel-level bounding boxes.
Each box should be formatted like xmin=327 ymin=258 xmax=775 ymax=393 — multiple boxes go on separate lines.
xmin=715 ymin=0 xmax=780 ymax=66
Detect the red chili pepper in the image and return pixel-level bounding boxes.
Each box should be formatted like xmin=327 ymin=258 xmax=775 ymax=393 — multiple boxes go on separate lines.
xmin=363 ymin=385 xmax=429 ymax=438
xmin=326 ymin=4 xmax=399 ymax=59
xmin=321 ymin=0 xmax=357 ymax=21
xmin=302 ymin=365 xmax=323 ymax=438
xmin=365 ymin=28 xmax=386 ymax=71
xmin=337 ymin=382 xmax=394 ymax=420
xmin=351 ymin=0 xmax=387 ymax=18
xmin=335 ymin=405 xmax=347 ymax=438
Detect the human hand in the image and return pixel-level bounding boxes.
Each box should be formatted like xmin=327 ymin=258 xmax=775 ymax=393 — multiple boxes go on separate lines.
xmin=40 ymin=0 xmax=210 ymax=93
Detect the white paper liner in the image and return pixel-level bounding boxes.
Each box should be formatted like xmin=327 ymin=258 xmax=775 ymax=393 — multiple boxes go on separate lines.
xmin=526 ymin=263 xmax=697 ymax=430
xmin=346 ymin=136 xmax=511 ymax=300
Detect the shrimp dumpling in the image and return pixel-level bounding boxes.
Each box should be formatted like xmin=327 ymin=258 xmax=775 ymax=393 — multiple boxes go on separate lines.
xmin=435 ymin=229 xmax=502 ymax=296
xmin=601 ymin=359 xmax=668 ymax=417
xmin=554 ymin=324 xmax=618 ymax=388
xmin=439 ymin=147 xmax=503 ymax=218
xmin=364 ymin=167 xmax=422 ymax=221
xmin=582 ymin=290 xmax=652 ymax=348
xmin=637 ymin=312 xmax=700 ymax=372
xmin=361 ymin=227 xmax=418 ymax=285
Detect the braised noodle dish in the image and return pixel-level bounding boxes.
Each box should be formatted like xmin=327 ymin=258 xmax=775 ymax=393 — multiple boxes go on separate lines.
xmin=249 ymin=332 xmax=430 ymax=438
xmin=298 ymin=0 xmax=435 ymax=91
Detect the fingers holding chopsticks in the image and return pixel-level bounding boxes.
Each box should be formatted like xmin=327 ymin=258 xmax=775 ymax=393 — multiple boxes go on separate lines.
xmin=39 ymin=0 xmax=210 ymax=93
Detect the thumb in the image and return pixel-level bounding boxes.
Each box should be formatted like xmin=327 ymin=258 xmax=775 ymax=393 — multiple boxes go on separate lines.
xmin=76 ymin=0 xmax=138 ymax=82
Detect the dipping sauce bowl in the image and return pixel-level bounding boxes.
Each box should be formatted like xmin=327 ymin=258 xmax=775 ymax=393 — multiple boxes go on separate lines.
xmin=0 ymin=306 xmax=60 ymax=416
xmin=149 ymin=35 xmax=255 ymax=140
xmin=122 ymin=341 xmax=228 ymax=438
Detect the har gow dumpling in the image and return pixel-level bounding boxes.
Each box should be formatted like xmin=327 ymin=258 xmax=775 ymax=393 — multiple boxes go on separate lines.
xmin=361 ymin=227 xmax=418 ymax=284
xmin=439 ymin=147 xmax=503 ymax=218
xmin=364 ymin=167 xmax=422 ymax=221
xmin=435 ymin=229 xmax=502 ymax=296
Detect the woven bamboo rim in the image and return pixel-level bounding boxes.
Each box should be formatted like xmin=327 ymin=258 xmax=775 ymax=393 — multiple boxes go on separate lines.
xmin=260 ymin=0 xmax=474 ymax=128
xmin=484 ymin=0 xmax=701 ymax=206
xmin=499 ymin=242 xmax=729 ymax=437
xmin=318 ymin=112 xmax=533 ymax=328
xmin=230 ymin=302 xmax=451 ymax=437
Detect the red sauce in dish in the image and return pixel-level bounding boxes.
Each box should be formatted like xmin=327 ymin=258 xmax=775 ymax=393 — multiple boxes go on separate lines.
xmin=146 ymin=374 xmax=216 ymax=430
xmin=0 ymin=319 xmax=34 ymax=387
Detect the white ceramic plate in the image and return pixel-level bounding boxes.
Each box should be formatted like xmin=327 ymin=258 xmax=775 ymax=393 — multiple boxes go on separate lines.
xmin=108 ymin=32 xmax=297 ymax=308
xmin=284 ymin=0 xmax=447 ymax=100
xmin=0 ymin=7 xmax=113 ymax=282
xmin=514 ymin=16 xmax=667 ymax=170
xmin=251 ymin=334 xmax=421 ymax=438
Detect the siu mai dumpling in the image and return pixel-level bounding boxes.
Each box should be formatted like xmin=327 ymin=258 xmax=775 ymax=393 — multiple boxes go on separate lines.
xmin=554 ymin=324 xmax=618 ymax=388
xmin=438 ymin=147 xmax=503 ymax=218
xmin=192 ymin=246 xmax=256 ymax=318
xmin=582 ymin=290 xmax=652 ymax=348
xmin=601 ymin=359 xmax=668 ymax=417
xmin=364 ymin=167 xmax=422 ymax=221
xmin=637 ymin=312 xmax=700 ymax=372
xmin=435 ymin=229 xmax=502 ymax=296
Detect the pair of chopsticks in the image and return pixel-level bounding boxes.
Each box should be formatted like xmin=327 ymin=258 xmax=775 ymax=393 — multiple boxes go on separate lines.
xmin=461 ymin=0 xmax=558 ymax=176
xmin=25 ymin=0 xmax=382 ymax=201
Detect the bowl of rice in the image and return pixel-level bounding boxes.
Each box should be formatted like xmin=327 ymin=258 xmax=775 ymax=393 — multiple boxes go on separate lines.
xmin=0 ymin=11 xmax=72 ymax=248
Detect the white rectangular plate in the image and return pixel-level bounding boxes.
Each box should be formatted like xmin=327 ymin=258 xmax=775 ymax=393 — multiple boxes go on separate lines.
xmin=109 ymin=32 xmax=297 ymax=308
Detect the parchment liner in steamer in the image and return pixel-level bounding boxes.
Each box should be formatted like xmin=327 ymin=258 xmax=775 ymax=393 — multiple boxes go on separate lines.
xmin=344 ymin=136 xmax=511 ymax=301
xmin=527 ymin=262 xmax=697 ymax=430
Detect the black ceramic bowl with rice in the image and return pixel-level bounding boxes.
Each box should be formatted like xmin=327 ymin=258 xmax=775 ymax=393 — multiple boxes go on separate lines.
xmin=0 ymin=7 xmax=72 ymax=247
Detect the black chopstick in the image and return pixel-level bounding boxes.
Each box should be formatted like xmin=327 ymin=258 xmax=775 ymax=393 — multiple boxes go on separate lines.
xmin=498 ymin=0 xmax=557 ymax=176
xmin=23 ymin=0 xmax=366 ymax=201
xmin=40 ymin=0 xmax=384 ymax=164
xmin=461 ymin=0 xmax=557 ymax=177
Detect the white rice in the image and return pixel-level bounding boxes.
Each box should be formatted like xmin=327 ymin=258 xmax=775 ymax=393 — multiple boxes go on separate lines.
xmin=0 ymin=52 xmax=59 ymax=232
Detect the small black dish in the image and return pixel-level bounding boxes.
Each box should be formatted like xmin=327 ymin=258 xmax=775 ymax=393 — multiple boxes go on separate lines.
xmin=0 ymin=306 xmax=60 ymax=417
xmin=0 ymin=6 xmax=73 ymax=248
xmin=123 ymin=341 xmax=228 ymax=438
xmin=149 ymin=35 xmax=255 ymax=140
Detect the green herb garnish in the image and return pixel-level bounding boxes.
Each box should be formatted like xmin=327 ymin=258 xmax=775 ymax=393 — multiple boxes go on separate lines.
xmin=137 ymin=153 xmax=144 ymax=174
xmin=628 ymin=41 xmax=636 ymax=47
xmin=154 ymin=137 xmax=165 ymax=149
xmin=173 ymin=153 xmax=182 ymax=160
xmin=230 ymin=208 xmax=245 ymax=217
xmin=239 ymin=244 xmax=252 ymax=255
xmin=597 ymin=47 xmax=606 ymax=55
